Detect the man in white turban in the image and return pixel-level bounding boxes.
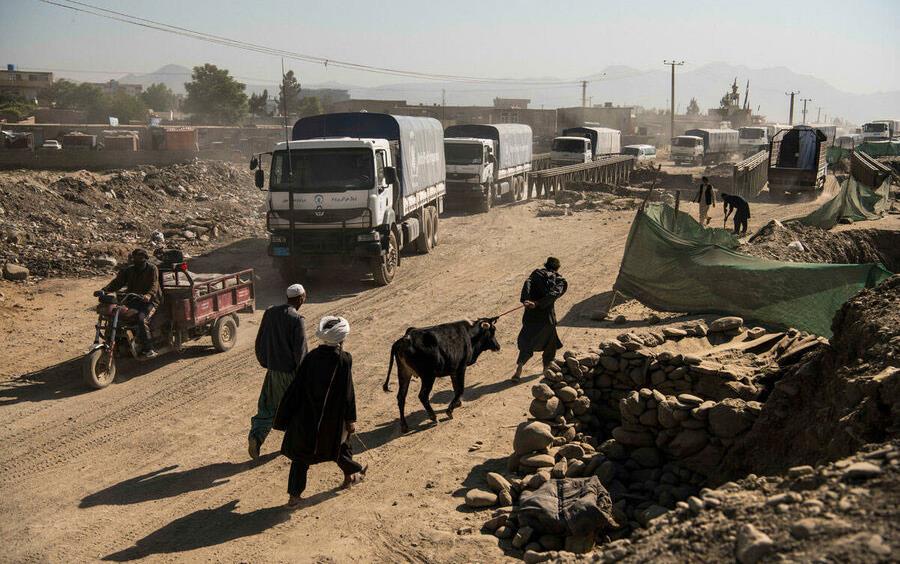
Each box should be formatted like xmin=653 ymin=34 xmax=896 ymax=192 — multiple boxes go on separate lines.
xmin=274 ymin=316 xmax=365 ymax=508
xmin=248 ymin=283 xmax=307 ymax=459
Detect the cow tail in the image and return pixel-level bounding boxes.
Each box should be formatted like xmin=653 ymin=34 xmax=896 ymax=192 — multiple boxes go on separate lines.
xmin=383 ymin=340 xmax=397 ymax=392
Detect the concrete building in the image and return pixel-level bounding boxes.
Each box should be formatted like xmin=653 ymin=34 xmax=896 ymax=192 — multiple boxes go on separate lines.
xmin=89 ymin=80 xmax=143 ymax=97
xmin=0 ymin=66 xmax=53 ymax=101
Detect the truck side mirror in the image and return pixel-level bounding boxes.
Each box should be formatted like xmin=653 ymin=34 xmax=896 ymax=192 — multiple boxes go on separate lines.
xmin=255 ymin=168 xmax=266 ymax=189
xmin=249 ymin=156 xmax=259 ymax=170
xmin=384 ymin=166 xmax=398 ymax=185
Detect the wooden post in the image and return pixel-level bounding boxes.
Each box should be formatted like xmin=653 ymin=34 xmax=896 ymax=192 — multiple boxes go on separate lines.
xmin=673 ymin=190 xmax=681 ymax=231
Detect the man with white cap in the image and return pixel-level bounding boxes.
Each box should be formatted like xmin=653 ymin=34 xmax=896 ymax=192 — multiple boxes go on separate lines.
xmin=274 ymin=316 xmax=365 ymax=508
xmin=248 ymin=283 xmax=308 ymax=459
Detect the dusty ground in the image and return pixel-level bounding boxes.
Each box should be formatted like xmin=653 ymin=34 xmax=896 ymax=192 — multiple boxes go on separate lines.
xmin=0 ymin=190 xmax=889 ymax=563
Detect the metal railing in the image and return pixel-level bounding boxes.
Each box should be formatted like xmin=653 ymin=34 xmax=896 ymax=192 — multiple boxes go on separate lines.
xmin=526 ymin=155 xmax=635 ymax=199
xmin=732 ymin=150 xmax=768 ymax=199
xmin=531 ymin=152 xmax=553 ymax=171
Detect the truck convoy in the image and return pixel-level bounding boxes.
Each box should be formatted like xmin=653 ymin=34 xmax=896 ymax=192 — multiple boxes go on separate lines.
xmin=444 ymin=123 xmax=532 ymax=213
xmin=671 ymin=128 xmax=739 ymax=165
xmin=767 ymin=125 xmax=827 ymax=200
xmin=255 ymin=112 xmax=446 ymax=286
xmin=738 ymin=126 xmax=769 ymax=156
xmin=861 ymin=120 xmax=900 ymax=142
xmin=550 ymin=127 xmax=621 ymax=166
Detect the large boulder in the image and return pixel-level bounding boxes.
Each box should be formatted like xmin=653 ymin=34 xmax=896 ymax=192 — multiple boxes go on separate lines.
xmin=2 ymin=263 xmax=28 ymax=281
xmin=465 ymin=489 xmax=498 ymax=508
xmin=708 ymin=398 xmax=756 ymax=438
xmin=514 ymin=421 xmax=555 ymax=455
xmin=709 ymin=316 xmax=743 ymax=332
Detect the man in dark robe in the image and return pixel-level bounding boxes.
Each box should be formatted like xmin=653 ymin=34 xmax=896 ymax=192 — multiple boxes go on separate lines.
xmin=513 ymin=257 xmax=568 ymax=380
xmin=274 ymin=316 xmax=365 ymax=508
xmin=721 ymin=192 xmax=751 ymax=235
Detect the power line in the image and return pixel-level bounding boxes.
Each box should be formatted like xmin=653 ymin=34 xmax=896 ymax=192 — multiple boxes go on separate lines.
xmin=36 ymin=0 xmax=590 ymax=86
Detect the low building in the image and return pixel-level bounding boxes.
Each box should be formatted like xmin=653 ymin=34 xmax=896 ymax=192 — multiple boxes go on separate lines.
xmin=89 ymin=80 xmax=143 ymax=97
xmin=0 ymin=66 xmax=53 ymax=102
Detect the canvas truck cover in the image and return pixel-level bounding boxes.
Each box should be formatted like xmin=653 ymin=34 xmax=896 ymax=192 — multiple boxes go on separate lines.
xmin=790 ymin=177 xmax=891 ymax=230
xmin=685 ymin=128 xmax=739 ymax=154
xmin=562 ymin=127 xmax=621 ymax=156
xmin=613 ymin=203 xmax=891 ymax=337
xmin=444 ymin=123 xmax=533 ymax=169
xmin=292 ymin=113 xmax=445 ymax=197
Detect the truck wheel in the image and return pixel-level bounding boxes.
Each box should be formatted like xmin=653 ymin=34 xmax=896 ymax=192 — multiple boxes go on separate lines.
xmin=373 ymin=231 xmax=398 ymax=286
xmin=212 ymin=316 xmax=238 ymax=352
xmin=415 ymin=209 xmax=433 ymax=254
xmin=83 ymin=348 xmax=116 ymax=389
xmin=479 ymin=186 xmax=492 ymax=213
xmin=429 ymin=206 xmax=439 ymax=247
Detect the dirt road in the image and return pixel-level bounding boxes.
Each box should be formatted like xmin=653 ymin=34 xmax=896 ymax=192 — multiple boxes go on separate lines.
xmin=0 ymin=195 xmax=853 ymax=562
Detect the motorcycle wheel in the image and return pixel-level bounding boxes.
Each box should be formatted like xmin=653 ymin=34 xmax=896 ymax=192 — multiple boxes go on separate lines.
xmin=83 ymin=348 xmax=117 ymax=389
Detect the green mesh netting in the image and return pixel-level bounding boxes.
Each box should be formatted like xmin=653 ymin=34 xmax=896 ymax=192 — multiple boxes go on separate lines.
xmin=613 ymin=203 xmax=891 ymax=337
xmin=790 ymin=177 xmax=890 ymax=230
xmin=827 ymin=141 xmax=900 ymax=165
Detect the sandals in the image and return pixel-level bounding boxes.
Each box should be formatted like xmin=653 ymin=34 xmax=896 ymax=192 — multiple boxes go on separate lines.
xmin=286 ymin=495 xmax=304 ymax=509
xmin=341 ymin=464 xmax=369 ymax=489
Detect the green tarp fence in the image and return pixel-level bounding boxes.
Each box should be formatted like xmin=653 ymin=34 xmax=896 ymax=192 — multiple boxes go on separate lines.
xmin=613 ymin=203 xmax=891 ymax=337
xmin=790 ymin=177 xmax=891 ymax=229
xmin=827 ymin=141 xmax=900 ymax=165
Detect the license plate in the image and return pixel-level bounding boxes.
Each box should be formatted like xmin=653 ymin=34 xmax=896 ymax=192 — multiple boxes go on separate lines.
xmin=272 ymin=246 xmax=290 ymax=257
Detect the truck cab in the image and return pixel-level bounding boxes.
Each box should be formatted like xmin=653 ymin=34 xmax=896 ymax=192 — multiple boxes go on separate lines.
xmin=861 ymin=120 xmax=896 ymax=142
xmin=670 ymin=135 xmax=704 ymax=165
xmin=265 ymin=137 xmax=395 ymax=265
xmin=550 ymin=136 xmax=591 ymax=166
xmin=738 ymin=127 xmax=768 ymax=155
xmin=445 ymin=137 xmax=495 ymax=189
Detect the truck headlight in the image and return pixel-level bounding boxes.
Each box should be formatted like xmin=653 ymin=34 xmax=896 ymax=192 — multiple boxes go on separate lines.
xmin=357 ymin=231 xmax=381 ymax=242
xmin=270 ymin=235 xmax=287 ymax=244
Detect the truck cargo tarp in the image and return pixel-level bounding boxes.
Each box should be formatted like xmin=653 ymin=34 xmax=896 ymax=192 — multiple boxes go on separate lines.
xmin=827 ymin=141 xmax=900 ymax=165
xmin=613 ymin=203 xmax=891 ymax=337
xmin=444 ymin=124 xmax=533 ymax=169
xmin=292 ymin=113 xmax=445 ymax=197
xmin=789 ymin=177 xmax=891 ymax=230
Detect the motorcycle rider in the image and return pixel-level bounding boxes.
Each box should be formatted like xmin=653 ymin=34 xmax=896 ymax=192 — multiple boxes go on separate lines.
xmin=101 ymin=248 xmax=161 ymax=358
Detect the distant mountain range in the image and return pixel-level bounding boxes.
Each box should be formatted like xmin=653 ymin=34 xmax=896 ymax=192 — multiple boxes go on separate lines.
xmin=118 ymin=63 xmax=898 ymax=125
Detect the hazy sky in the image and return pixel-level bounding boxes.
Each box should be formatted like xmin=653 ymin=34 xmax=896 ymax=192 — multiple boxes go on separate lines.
xmin=3 ymin=0 xmax=899 ymax=94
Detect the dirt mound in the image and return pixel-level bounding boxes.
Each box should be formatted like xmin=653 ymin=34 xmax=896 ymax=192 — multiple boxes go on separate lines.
xmin=0 ymin=161 xmax=263 ymax=278
xmin=744 ymin=220 xmax=900 ymax=271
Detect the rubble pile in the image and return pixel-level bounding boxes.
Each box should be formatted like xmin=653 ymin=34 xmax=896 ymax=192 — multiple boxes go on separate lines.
xmin=536 ymin=188 xmax=674 ymax=217
xmin=0 ymin=161 xmax=262 ymax=279
xmin=744 ymin=220 xmax=900 ymax=270
xmin=460 ymin=275 xmax=900 ymax=562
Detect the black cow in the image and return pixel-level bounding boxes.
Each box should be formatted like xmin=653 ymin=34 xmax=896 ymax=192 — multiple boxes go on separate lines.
xmin=383 ymin=317 xmax=501 ymax=433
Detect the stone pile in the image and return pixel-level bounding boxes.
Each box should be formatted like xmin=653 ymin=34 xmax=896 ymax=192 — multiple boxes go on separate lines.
xmin=0 ymin=161 xmax=261 ymax=279
xmin=463 ymin=315 xmax=828 ymax=561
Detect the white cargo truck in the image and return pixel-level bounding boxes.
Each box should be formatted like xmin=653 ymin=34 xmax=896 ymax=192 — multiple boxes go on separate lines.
xmin=253 ymin=112 xmax=446 ymax=285
xmin=738 ymin=126 xmax=769 ymax=155
xmin=671 ymin=128 xmax=739 ymax=165
xmin=444 ymin=123 xmax=533 ymax=213
xmin=550 ymin=126 xmax=621 ymax=166
xmin=861 ymin=120 xmax=900 ymax=142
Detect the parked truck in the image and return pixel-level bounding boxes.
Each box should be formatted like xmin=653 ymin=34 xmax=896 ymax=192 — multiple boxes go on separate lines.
xmin=253 ymin=112 xmax=446 ymax=286
xmin=861 ymin=119 xmax=900 ymax=142
xmin=671 ymin=128 xmax=739 ymax=165
xmin=550 ymin=126 xmax=620 ymax=166
xmin=767 ymin=126 xmax=827 ymax=200
xmin=738 ymin=126 xmax=769 ymax=156
xmin=444 ymin=123 xmax=532 ymax=213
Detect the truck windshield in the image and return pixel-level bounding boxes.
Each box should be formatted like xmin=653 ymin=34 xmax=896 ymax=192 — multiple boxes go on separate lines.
xmin=740 ymin=129 xmax=765 ymax=139
xmin=863 ymin=123 xmax=887 ymax=132
xmin=552 ymin=138 xmax=585 ymax=152
xmin=271 ymin=148 xmax=374 ymax=191
xmin=622 ymin=147 xmax=640 ymax=156
xmin=445 ymin=143 xmax=483 ymax=165
xmin=673 ymin=138 xmax=698 ymax=147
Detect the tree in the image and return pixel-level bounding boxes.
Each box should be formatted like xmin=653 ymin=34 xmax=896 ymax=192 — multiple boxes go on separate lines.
xmin=102 ymin=90 xmax=148 ymax=123
xmin=296 ymin=96 xmax=323 ymax=118
xmin=45 ymin=79 xmax=104 ymax=110
xmin=141 ymin=83 xmax=177 ymax=112
xmin=686 ymin=98 xmax=700 ymax=116
xmin=277 ymin=70 xmax=302 ymax=115
xmin=183 ymin=64 xmax=248 ymax=124
xmin=249 ymin=89 xmax=270 ymax=117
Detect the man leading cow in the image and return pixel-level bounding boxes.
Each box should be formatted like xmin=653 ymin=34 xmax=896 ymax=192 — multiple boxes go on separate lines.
xmin=513 ymin=257 xmax=568 ymax=380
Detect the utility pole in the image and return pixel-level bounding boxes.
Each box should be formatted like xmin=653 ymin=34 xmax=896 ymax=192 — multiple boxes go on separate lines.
xmin=785 ymin=91 xmax=799 ymax=125
xmin=441 ymin=89 xmax=446 ymax=123
xmin=800 ymin=98 xmax=812 ymax=124
xmin=816 ymin=106 xmax=822 ymax=123
xmin=663 ymin=60 xmax=684 ymax=146
xmin=581 ymin=80 xmax=588 ymax=109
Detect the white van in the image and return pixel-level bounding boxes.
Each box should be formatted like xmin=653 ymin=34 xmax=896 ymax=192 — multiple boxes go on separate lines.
xmin=622 ymin=144 xmax=657 ymax=161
